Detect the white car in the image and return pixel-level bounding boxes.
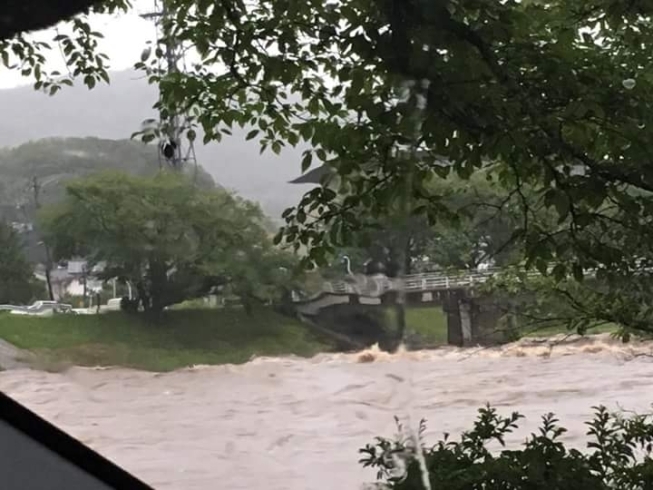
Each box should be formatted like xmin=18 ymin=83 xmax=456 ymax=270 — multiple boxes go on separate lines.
xmin=10 ymin=301 xmax=74 ymax=316
xmin=72 ymin=298 xmax=124 ymax=315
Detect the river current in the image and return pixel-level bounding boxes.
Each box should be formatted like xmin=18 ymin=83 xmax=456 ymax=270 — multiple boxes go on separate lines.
xmin=1 ymin=333 xmax=653 ymax=490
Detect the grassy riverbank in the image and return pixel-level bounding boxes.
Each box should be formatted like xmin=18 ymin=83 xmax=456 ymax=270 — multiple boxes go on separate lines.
xmin=0 ymin=306 xmax=622 ymax=372
xmin=0 ymin=309 xmax=333 ymax=371
xmin=394 ymin=306 xmax=619 ymax=343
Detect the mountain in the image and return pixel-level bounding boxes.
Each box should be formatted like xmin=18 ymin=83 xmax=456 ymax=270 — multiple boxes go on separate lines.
xmin=0 ymin=136 xmax=217 ymax=263
xmin=0 ymin=137 xmax=202 ymax=210
xmin=0 ymin=70 xmax=310 ymax=220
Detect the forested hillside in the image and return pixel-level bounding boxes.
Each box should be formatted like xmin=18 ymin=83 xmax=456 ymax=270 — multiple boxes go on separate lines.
xmin=0 ymin=137 xmax=215 ymax=221
xmin=0 ymin=137 xmax=216 ymax=263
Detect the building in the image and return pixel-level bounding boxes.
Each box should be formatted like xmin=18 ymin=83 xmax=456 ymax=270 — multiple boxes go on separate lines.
xmin=33 ymin=260 xmax=104 ymax=301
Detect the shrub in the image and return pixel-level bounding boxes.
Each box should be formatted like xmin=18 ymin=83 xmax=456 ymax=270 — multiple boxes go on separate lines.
xmin=120 ymin=296 xmax=139 ymax=314
xmin=360 ymin=405 xmax=653 ymax=489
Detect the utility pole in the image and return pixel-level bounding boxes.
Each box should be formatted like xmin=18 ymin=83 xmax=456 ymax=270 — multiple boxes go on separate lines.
xmin=30 ymin=177 xmax=55 ymax=301
xmin=392 ymin=79 xmax=430 ymax=350
xmin=140 ymin=0 xmax=197 ymax=174
xmin=82 ymin=263 xmax=88 ymax=308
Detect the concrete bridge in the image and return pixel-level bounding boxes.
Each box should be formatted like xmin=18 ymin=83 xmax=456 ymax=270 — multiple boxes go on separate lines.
xmin=293 ymin=268 xmax=521 ymax=347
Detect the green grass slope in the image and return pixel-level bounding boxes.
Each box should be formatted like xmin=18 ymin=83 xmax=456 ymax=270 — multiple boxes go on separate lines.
xmin=0 ymin=308 xmax=332 ymax=371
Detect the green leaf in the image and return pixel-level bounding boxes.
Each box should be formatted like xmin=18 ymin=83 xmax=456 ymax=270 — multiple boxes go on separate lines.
xmin=140 ymin=47 xmax=151 ymax=62
xmin=301 ymin=152 xmax=313 ymax=172
xmin=246 ymin=129 xmax=259 ymax=141
xmin=83 ymin=75 xmax=96 ymax=89
xmin=298 ymin=124 xmax=313 ymax=141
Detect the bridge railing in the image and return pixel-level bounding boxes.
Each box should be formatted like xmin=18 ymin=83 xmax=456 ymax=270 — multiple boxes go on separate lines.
xmin=320 ymin=269 xmax=504 ymax=297
xmin=312 ymin=265 xmax=653 ymax=300
xmin=402 ymin=270 xmax=497 ymax=292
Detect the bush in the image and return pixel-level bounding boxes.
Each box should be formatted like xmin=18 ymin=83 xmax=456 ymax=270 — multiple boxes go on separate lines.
xmin=360 ymin=405 xmax=653 ymax=489
xmin=120 ymin=296 xmax=139 ymax=314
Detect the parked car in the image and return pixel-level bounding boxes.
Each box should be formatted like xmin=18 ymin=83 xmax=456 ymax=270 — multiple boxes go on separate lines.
xmin=105 ymin=298 xmax=122 ymax=311
xmin=10 ymin=301 xmax=74 ymax=316
xmin=72 ymin=298 xmax=124 ymax=315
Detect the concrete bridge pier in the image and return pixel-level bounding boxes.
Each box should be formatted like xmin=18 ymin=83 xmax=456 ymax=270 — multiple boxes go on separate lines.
xmin=442 ymin=290 xmax=508 ymax=347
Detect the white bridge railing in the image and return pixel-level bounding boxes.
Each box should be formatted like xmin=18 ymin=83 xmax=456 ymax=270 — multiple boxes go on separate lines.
xmin=320 ymin=268 xmax=504 ymax=298
xmin=319 ymin=264 xmax=653 ymax=298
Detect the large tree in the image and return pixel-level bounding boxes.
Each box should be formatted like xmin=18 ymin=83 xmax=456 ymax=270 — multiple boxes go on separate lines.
xmin=41 ymin=171 xmax=290 ymax=314
xmin=0 ymin=222 xmax=40 ymax=304
xmin=8 ymin=0 xmax=653 ymax=332
xmin=330 ymin=170 xmax=527 ymax=275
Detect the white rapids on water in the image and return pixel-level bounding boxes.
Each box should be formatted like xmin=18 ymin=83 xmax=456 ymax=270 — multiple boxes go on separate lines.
xmin=2 ymin=333 xmax=653 ymax=490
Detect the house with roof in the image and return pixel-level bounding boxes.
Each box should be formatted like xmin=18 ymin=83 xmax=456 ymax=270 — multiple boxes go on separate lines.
xmin=34 ymin=260 xmax=104 ymax=301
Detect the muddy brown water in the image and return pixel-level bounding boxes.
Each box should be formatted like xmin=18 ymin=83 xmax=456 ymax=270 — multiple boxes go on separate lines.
xmin=1 ymin=334 xmax=653 ymax=490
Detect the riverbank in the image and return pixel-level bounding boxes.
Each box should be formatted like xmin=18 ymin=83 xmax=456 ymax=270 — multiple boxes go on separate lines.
xmin=0 ymin=306 xmax=621 ymax=372
xmin=0 ymin=309 xmax=334 ymax=371
xmin=0 ymin=306 xmax=454 ymax=371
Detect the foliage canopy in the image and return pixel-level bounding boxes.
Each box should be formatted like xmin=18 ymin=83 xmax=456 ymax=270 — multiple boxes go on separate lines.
xmin=42 ymin=172 xmax=294 ymax=313
xmin=361 ymin=405 xmax=653 ymax=489
xmin=0 ymin=222 xmax=41 ymax=304
xmin=7 ymin=0 xmax=653 ymax=330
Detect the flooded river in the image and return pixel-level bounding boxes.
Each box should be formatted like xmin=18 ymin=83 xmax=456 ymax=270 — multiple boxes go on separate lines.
xmin=1 ymin=334 xmax=653 ymax=490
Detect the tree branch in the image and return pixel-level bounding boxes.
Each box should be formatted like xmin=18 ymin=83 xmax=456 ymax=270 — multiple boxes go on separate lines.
xmin=0 ymin=0 xmax=102 ymax=40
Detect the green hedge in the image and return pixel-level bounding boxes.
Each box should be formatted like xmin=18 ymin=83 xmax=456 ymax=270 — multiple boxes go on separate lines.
xmin=360 ymin=405 xmax=653 ymax=489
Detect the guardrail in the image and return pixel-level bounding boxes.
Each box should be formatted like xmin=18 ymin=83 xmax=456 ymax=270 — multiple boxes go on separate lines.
xmin=320 ymin=268 xmax=524 ymax=297
xmin=299 ymin=265 xmax=653 ymax=309
xmin=319 ymin=263 xmax=641 ymax=297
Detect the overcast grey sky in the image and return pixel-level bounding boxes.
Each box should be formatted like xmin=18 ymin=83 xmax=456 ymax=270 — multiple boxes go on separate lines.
xmin=0 ymin=2 xmax=154 ymax=89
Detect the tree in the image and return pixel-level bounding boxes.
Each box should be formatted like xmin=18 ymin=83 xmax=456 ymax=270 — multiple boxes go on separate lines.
xmin=0 ymin=1 xmax=128 ymax=94
xmin=420 ymin=171 xmax=528 ymax=270
xmin=41 ymin=171 xmax=287 ymax=315
xmin=332 ymin=170 xmax=526 ymax=274
xmin=0 ymin=222 xmax=41 ymax=304
xmin=8 ymin=0 xmax=653 ymax=333
xmin=1 ymin=2 xmax=102 ymax=40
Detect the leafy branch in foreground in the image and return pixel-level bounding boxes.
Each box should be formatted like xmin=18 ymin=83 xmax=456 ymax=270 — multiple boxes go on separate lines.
xmin=8 ymin=0 xmax=653 ymax=333
xmin=480 ymin=268 xmax=653 ymax=341
xmin=361 ymin=405 xmax=653 ymax=489
xmin=139 ymin=1 xmax=653 ymax=260
xmin=0 ymin=0 xmax=130 ymax=94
